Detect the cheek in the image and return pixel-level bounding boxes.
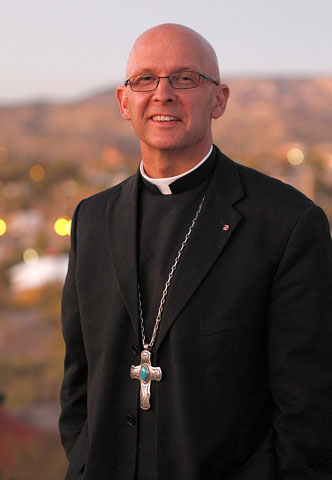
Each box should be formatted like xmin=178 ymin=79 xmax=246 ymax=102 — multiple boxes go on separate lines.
xmin=127 ymin=99 xmax=149 ymax=125
xmin=187 ymin=94 xmax=214 ymax=119
xmin=189 ymin=102 xmax=213 ymax=129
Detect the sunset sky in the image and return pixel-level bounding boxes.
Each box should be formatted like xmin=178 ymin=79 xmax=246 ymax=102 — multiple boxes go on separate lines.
xmin=1 ymin=0 xmax=332 ymax=104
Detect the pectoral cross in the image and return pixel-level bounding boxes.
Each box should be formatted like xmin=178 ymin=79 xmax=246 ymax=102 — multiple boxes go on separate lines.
xmin=130 ymin=348 xmax=162 ymax=410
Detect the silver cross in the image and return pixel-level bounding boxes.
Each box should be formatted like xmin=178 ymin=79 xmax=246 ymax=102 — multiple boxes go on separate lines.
xmin=130 ymin=348 xmax=162 ymax=410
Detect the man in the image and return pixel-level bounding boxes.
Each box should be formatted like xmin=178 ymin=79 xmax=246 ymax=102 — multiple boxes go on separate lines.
xmin=59 ymin=24 xmax=332 ymax=479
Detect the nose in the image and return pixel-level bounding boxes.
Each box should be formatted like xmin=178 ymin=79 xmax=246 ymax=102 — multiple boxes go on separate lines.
xmin=152 ymin=77 xmax=176 ymax=103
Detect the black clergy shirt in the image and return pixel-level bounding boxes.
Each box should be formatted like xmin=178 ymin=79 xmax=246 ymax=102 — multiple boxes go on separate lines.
xmin=136 ymin=147 xmax=217 ymax=480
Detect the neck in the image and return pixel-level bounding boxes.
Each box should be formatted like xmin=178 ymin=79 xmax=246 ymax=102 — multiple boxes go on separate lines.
xmin=141 ymin=143 xmax=212 ymax=178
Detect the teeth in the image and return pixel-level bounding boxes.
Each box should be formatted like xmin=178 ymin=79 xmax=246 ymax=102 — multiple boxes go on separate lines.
xmin=152 ymin=115 xmax=178 ymax=122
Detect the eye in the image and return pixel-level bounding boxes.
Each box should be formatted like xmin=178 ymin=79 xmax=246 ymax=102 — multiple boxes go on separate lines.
xmin=132 ymin=74 xmax=156 ymax=86
xmin=176 ymin=73 xmax=193 ymax=81
xmin=171 ymin=72 xmax=198 ymax=87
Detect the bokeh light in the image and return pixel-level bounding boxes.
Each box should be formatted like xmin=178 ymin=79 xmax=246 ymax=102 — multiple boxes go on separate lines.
xmin=23 ymin=248 xmax=39 ymax=264
xmin=65 ymin=219 xmax=72 ymax=236
xmin=287 ymin=148 xmax=304 ymax=166
xmin=54 ymin=218 xmax=71 ymax=236
xmin=29 ymin=164 xmax=45 ymax=182
xmin=0 ymin=218 xmax=7 ymax=236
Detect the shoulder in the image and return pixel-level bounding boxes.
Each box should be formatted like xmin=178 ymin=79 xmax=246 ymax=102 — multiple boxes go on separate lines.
xmin=240 ymin=162 xmax=312 ymax=206
xmin=73 ymin=172 xmax=136 ymax=219
xmin=240 ymin=163 xmax=330 ymax=235
xmin=217 ymin=148 xmax=316 ymax=224
xmin=219 ymin=154 xmax=331 ymax=269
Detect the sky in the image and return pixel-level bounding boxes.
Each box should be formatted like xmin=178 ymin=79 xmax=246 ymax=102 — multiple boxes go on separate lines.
xmin=1 ymin=0 xmax=332 ymax=104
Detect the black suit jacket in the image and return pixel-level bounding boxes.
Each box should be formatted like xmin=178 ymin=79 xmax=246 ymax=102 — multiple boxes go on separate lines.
xmin=59 ymin=147 xmax=332 ymax=479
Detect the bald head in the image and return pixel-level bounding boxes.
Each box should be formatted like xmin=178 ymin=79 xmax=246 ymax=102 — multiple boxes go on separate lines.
xmin=126 ymin=23 xmax=220 ymax=81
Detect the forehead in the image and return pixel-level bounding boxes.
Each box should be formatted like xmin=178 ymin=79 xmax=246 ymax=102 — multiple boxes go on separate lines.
xmin=127 ymin=31 xmax=208 ymax=76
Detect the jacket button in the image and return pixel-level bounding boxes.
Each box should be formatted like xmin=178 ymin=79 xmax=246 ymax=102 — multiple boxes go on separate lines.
xmin=127 ymin=415 xmax=136 ymax=426
xmin=132 ymin=345 xmax=139 ymax=356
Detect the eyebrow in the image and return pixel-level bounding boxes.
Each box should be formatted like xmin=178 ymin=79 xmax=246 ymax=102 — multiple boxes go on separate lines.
xmin=130 ymin=66 xmax=200 ymax=76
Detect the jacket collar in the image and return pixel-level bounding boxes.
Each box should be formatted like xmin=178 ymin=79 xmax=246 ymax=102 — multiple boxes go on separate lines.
xmin=140 ymin=144 xmax=215 ymax=195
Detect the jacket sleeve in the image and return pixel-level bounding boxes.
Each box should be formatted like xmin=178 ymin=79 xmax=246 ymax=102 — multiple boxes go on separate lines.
xmin=268 ymin=205 xmax=332 ymax=478
xmin=59 ymin=200 xmax=88 ymax=461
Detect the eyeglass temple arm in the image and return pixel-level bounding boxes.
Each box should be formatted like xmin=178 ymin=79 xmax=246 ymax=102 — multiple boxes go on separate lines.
xmin=200 ymin=74 xmax=220 ymax=86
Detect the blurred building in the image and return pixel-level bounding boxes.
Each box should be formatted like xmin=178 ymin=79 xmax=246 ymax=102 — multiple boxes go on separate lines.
xmin=8 ymin=255 xmax=68 ymax=294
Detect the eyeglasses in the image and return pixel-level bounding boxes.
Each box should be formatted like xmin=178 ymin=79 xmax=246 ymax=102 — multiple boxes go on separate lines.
xmin=124 ymin=71 xmax=220 ymax=92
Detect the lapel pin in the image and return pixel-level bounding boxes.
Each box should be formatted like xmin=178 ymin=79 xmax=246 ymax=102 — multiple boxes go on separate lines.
xmin=222 ymin=224 xmax=230 ymax=231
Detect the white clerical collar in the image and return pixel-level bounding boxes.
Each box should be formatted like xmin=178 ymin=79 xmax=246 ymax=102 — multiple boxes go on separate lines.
xmin=139 ymin=145 xmax=213 ymax=195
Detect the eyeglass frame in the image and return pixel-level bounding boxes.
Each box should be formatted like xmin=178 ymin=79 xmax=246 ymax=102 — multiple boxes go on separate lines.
xmin=124 ymin=71 xmax=220 ymax=92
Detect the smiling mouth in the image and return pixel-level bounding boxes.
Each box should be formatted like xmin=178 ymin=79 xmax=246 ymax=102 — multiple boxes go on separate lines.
xmin=151 ymin=115 xmax=180 ymax=122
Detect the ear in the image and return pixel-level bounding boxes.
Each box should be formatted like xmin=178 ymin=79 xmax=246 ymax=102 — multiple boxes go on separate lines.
xmin=211 ymin=84 xmax=230 ymax=119
xmin=116 ymin=86 xmax=131 ymax=121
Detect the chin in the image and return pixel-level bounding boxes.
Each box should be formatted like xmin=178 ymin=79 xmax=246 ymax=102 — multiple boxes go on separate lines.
xmin=146 ymin=134 xmax=191 ymax=151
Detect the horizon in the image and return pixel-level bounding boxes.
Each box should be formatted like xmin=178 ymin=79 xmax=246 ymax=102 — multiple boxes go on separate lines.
xmin=1 ymin=72 xmax=331 ymax=108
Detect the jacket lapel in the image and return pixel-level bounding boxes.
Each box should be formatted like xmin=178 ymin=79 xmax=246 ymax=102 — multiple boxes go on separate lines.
xmin=155 ymin=150 xmax=245 ymax=351
xmin=106 ymin=170 xmax=140 ymax=342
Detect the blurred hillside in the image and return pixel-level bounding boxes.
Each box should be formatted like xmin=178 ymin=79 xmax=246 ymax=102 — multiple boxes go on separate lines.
xmin=1 ymin=76 xmax=332 ymax=163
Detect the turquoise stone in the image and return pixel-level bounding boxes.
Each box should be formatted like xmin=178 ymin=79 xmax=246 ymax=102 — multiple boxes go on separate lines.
xmin=141 ymin=365 xmax=148 ymax=382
